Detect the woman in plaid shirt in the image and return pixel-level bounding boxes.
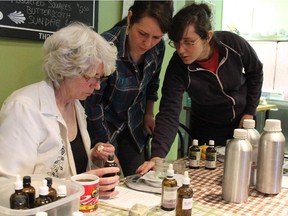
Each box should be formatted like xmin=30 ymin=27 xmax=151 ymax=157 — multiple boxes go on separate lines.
xmin=85 ymin=1 xmax=174 ymax=176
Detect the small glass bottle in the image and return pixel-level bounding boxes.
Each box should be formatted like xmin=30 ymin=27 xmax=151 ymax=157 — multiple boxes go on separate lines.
xmin=161 ymin=164 xmax=178 ymax=211
xmin=176 ymin=171 xmax=193 ymax=216
xmin=102 ymin=153 xmax=118 ymax=192
xmin=57 ymin=185 xmax=67 ymax=200
xmin=45 ymin=177 xmax=57 ymax=201
xmin=189 ymin=139 xmax=200 ymax=169
xmin=205 ymin=140 xmax=217 ymax=170
xmin=10 ymin=174 xmax=29 ymax=209
xmin=35 ymin=180 xmax=53 ymax=207
xmin=22 ymin=176 xmax=35 ymax=208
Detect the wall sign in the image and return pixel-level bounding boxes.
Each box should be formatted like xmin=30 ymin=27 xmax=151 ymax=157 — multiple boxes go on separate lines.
xmin=0 ymin=0 xmax=98 ymax=41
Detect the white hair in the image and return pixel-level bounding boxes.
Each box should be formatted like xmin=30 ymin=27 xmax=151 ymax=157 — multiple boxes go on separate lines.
xmin=43 ymin=22 xmax=117 ymax=88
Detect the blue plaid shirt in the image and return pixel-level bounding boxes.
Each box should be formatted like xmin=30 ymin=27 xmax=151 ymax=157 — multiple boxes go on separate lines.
xmin=85 ymin=25 xmax=165 ymax=152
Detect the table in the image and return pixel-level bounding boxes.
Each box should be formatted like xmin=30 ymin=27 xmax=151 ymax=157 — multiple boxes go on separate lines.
xmin=85 ymin=159 xmax=288 ymax=216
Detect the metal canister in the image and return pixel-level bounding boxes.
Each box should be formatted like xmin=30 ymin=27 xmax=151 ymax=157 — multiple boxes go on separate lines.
xmin=256 ymin=119 xmax=285 ymax=194
xmin=243 ymin=119 xmax=260 ymax=186
xmin=222 ymin=129 xmax=252 ymax=203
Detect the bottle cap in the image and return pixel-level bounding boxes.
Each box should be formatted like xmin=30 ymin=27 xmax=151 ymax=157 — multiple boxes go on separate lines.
xmin=45 ymin=177 xmax=53 ymax=187
xmin=57 ymin=185 xmax=67 ymax=197
xmin=182 ymin=171 xmax=190 ymax=185
xmin=263 ymin=119 xmax=282 ymax=132
xmin=23 ymin=176 xmax=31 ymax=186
xmin=39 ymin=185 xmax=49 ymax=196
xmin=243 ymin=119 xmax=255 ymax=129
xmin=72 ymin=211 xmax=84 ymax=216
xmin=107 ymin=153 xmax=115 ymax=162
xmin=166 ymin=163 xmax=174 ymax=177
xmin=209 ymin=140 xmax=215 ymax=146
xmin=192 ymin=139 xmax=198 ymax=146
xmin=14 ymin=174 xmax=23 ymax=190
xmin=233 ymin=129 xmax=248 ymax=139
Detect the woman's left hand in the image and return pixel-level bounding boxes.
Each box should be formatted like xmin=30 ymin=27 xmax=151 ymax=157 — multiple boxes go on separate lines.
xmin=86 ymin=167 xmax=120 ymax=198
xmin=144 ymin=113 xmax=155 ymax=135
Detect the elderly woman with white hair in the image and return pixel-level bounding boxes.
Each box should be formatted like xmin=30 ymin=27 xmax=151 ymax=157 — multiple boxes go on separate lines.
xmin=0 ymin=22 xmax=119 ymax=197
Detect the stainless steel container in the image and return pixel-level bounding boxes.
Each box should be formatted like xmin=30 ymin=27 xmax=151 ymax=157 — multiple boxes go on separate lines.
xmin=222 ymin=129 xmax=252 ymax=203
xmin=256 ymin=119 xmax=285 ymax=194
xmin=243 ymin=119 xmax=260 ymax=186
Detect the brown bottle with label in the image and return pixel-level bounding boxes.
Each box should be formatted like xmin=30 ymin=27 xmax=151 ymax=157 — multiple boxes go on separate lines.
xmin=22 ymin=176 xmax=35 ymax=208
xmin=103 ymin=153 xmax=118 ymax=192
xmin=45 ymin=177 xmax=57 ymax=201
xmin=10 ymin=175 xmax=29 ymax=209
xmin=189 ymin=139 xmax=200 ymax=169
xmin=205 ymin=140 xmax=217 ymax=170
xmin=35 ymin=180 xmax=53 ymax=207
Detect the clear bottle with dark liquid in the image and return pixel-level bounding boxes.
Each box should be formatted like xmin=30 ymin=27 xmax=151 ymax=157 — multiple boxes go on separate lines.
xmin=103 ymin=153 xmax=118 ymax=192
xmin=22 ymin=175 xmax=35 ymax=208
xmin=10 ymin=175 xmax=29 ymax=209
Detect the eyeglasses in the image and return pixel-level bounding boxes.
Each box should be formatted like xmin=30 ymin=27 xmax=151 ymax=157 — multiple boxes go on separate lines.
xmin=83 ymin=75 xmax=108 ymax=84
xmin=168 ymin=37 xmax=201 ymax=49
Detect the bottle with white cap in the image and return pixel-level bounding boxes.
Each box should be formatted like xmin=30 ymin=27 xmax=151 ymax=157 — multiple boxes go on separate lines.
xmin=222 ymin=129 xmax=252 ymax=203
xmin=10 ymin=174 xmax=29 ymax=209
xmin=72 ymin=211 xmax=84 ymax=216
xmin=243 ymin=119 xmax=260 ymax=186
xmin=57 ymin=185 xmax=67 ymax=200
xmin=35 ymin=212 xmax=48 ymax=216
xmin=256 ymin=119 xmax=285 ymax=194
xmin=35 ymin=179 xmax=53 ymax=207
xmin=189 ymin=139 xmax=200 ymax=169
xmin=161 ymin=164 xmax=177 ymax=211
xmin=205 ymin=140 xmax=217 ymax=170
xmin=176 ymin=171 xmax=193 ymax=216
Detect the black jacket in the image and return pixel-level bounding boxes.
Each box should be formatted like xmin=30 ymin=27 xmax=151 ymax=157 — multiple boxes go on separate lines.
xmin=151 ymin=31 xmax=263 ymax=158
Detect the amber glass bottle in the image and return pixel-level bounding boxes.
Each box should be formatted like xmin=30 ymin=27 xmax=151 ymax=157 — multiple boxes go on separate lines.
xmin=205 ymin=140 xmax=217 ymax=170
xmin=22 ymin=176 xmax=35 ymax=208
xmin=35 ymin=180 xmax=52 ymax=207
xmin=176 ymin=171 xmax=193 ymax=216
xmin=45 ymin=177 xmax=57 ymax=201
xmin=10 ymin=175 xmax=29 ymax=209
xmin=189 ymin=139 xmax=200 ymax=169
xmin=161 ymin=164 xmax=178 ymax=211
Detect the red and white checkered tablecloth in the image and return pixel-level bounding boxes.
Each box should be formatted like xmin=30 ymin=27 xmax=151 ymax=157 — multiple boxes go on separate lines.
xmin=188 ymin=160 xmax=288 ymax=216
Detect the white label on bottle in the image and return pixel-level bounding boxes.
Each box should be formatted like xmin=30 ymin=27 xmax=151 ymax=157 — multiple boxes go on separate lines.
xmin=162 ymin=187 xmax=177 ymax=208
xmin=182 ymin=197 xmax=193 ymax=210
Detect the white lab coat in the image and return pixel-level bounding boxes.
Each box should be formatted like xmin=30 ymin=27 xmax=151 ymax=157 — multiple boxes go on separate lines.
xmin=0 ymin=79 xmax=94 ymax=179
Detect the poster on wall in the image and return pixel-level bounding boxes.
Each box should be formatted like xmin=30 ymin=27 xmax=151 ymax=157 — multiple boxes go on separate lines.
xmin=0 ymin=0 xmax=98 ymax=41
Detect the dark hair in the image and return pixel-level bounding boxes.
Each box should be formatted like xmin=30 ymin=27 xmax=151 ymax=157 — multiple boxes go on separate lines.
xmin=114 ymin=0 xmax=174 ymax=34
xmin=168 ymin=3 xmax=212 ymax=42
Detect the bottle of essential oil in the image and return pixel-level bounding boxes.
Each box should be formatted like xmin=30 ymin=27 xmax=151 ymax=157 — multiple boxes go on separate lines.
xmin=10 ymin=174 xmax=29 ymax=209
xmin=57 ymin=185 xmax=67 ymax=200
xmin=22 ymin=175 xmax=35 ymax=208
xmin=45 ymin=177 xmax=57 ymax=201
xmin=205 ymin=140 xmax=217 ymax=170
xmin=35 ymin=179 xmax=53 ymax=207
xmin=161 ymin=164 xmax=178 ymax=211
xmin=103 ymin=153 xmax=118 ymax=192
xmin=176 ymin=171 xmax=193 ymax=216
xmin=189 ymin=139 xmax=200 ymax=169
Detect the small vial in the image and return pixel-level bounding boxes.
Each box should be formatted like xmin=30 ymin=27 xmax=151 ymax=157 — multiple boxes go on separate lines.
xmin=22 ymin=176 xmax=36 ymax=208
xmin=10 ymin=174 xmax=29 ymax=209
xmin=189 ymin=139 xmax=200 ymax=169
xmin=161 ymin=164 xmax=178 ymax=211
xmin=103 ymin=153 xmax=118 ymax=192
xmin=45 ymin=177 xmax=57 ymax=201
xmin=35 ymin=180 xmax=53 ymax=207
xmin=205 ymin=140 xmax=217 ymax=170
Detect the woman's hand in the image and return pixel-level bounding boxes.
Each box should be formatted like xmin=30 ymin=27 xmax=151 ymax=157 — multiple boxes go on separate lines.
xmin=86 ymin=167 xmax=120 ymax=198
xmin=136 ymin=157 xmax=161 ymax=175
xmin=144 ymin=113 xmax=155 ymax=135
xmin=91 ymin=142 xmax=115 ymax=161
